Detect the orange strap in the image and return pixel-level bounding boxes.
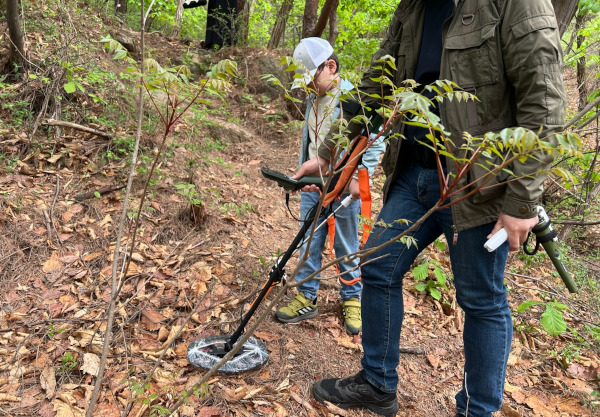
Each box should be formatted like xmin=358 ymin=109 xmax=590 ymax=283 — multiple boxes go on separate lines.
xmin=321 ymin=135 xmax=369 ymax=208
xmin=327 ymin=170 xmax=373 ymax=287
xmin=358 ymin=168 xmax=372 ymax=246
xmin=327 ymin=217 xmax=339 ymax=277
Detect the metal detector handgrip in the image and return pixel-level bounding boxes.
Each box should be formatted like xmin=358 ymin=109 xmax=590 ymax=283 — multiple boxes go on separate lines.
xmin=523 ymin=206 xmax=578 ymax=293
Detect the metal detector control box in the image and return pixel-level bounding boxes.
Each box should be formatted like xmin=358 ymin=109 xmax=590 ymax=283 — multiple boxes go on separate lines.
xmin=261 ymin=167 xmax=323 ymax=191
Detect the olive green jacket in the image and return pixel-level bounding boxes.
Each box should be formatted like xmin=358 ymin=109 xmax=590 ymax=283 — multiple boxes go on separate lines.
xmin=319 ymin=0 xmax=566 ymax=232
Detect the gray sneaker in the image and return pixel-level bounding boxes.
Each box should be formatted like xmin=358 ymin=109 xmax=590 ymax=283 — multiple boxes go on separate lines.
xmin=312 ymin=370 xmax=399 ymax=417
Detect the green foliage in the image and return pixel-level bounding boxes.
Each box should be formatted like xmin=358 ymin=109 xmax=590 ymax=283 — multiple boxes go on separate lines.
xmin=107 ymin=0 xmax=207 ymax=38
xmin=412 ymin=256 xmax=450 ymax=301
xmin=46 ymin=324 xmax=67 ymax=339
xmin=220 ymin=202 xmax=257 ymax=217
xmin=58 ymin=352 xmax=77 ymax=374
xmin=175 ymin=182 xmax=204 ymax=206
xmin=127 ymin=377 xmax=211 ymax=416
xmin=516 ymin=300 xmax=570 ymax=336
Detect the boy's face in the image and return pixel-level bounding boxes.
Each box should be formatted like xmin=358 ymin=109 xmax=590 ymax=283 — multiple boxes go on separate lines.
xmin=309 ymin=59 xmax=338 ymax=96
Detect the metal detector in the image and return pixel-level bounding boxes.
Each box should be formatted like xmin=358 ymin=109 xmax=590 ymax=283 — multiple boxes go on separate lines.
xmin=187 ymin=134 xmax=371 ymax=373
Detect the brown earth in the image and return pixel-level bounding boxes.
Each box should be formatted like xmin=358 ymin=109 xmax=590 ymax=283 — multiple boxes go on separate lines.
xmin=0 ymin=7 xmax=599 ymax=417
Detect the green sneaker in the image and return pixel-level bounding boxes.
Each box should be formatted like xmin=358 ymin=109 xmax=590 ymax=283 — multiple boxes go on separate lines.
xmin=275 ymin=292 xmax=318 ymax=323
xmin=342 ymin=298 xmax=362 ymax=334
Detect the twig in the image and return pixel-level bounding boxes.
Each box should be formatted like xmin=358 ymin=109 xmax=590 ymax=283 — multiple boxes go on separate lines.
xmin=565 ymin=96 xmax=600 ymax=129
xmin=554 ymin=219 xmax=600 ymax=225
xmin=75 ymin=185 xmax=125 ymax=201
xmin=399 ymin=346 xmax=426 ymax=355
xmin=86 ymin=7 xmax=146 ymax=416
xmin=41 ymin=209 xmax=53 ymax=242
xmin=0 ymin=248 xmax=29 ymax=263
xmin=50 ymin=175 xmax=62 ymax=246
xmin=42 ymin=118 xmax=114 ymax=139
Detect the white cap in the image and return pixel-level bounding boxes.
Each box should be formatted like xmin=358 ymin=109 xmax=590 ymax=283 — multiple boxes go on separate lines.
xmin=291 ymin=37 xmax=334 ymax=89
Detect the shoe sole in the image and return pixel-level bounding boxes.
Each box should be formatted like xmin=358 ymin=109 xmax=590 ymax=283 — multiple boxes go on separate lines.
xmin=344 ymin=323 xmax=362 ymax=335
xmin=275 ymin=308 xmax=318 ymax=323
xmin=312 ymin=383 xmax=399 ymax=417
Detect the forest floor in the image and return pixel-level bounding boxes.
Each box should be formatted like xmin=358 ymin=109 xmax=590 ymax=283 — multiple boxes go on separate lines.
xmin=1 ymin=4 xmax=600 ymax=417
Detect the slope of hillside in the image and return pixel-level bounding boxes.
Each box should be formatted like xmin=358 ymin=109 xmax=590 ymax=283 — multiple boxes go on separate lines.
xmin=0 ymin=3 xmax=598 ymax=417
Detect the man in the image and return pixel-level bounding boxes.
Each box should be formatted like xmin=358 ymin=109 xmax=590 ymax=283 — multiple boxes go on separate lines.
xmin=297 ymin=0 xmax=566 ymax=416
xmin=275 ymin=38 xmax=384 ymax=334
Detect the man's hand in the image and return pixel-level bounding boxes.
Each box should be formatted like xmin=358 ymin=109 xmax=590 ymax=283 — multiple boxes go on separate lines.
xmin=293 ymin=156 xmax=329 ymax=193
xmin=488 ymin=212 xmax=539 ymax=252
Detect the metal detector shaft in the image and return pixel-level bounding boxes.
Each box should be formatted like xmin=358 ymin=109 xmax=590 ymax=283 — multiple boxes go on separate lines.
xmin=226 ymin=202 xmax=323 ymax=350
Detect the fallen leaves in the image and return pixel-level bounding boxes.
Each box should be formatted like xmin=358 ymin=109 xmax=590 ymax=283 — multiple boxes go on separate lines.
xmin=80 ymin=353 xmax=101 ymax=377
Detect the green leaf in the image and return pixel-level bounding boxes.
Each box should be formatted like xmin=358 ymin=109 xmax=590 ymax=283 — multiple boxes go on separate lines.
xmin=517 ymin=300 xmax=543 ymax=313
xmin=429 ymin=288 xmax=442 ymax=300
xmin=413 ymin=263 xmax=429 ymax=281
xmin=541 ymin=305 xmax=566 ymax=336
xmin=415 ymin=282 xmax=427 ymax=292
xmin=64 ymin=82 xmax=76 ymax=94
xmin=433 ymin=267 xmax=446 ymax=285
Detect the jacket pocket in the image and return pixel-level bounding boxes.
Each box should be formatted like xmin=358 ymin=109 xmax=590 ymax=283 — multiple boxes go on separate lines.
xmin=510 ymin=14 xmax=558 ymax=39
xmin=445 ymin=30 xmax=499 ymax=89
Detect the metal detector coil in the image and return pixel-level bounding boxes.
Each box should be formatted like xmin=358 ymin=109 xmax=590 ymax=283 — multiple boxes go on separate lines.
xmin=187 ymin=335 xmax=269 ymax=373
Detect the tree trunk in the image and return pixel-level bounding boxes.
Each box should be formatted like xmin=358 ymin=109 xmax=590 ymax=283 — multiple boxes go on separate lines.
xmin=551 ymin=0 xmax=578 ymax=36
xmin=267 ymin=0 xmax=294 ymax=49
xmin=308 ymin=0 xmax=337 ymax=38
xmin=575 ymin=12 xmax=589 ymax=111
xmin=302 ymin=0 xmax=318 ymax=39
xmin=6 ymin=0 xmax=25 ymax=69
xmin=173 ymin=0 xmax=185 ymax=38
xmin=327 ymin=0 xmax=339 ymax=45
xmin=115 ymin=0 xmax=127 ymax=14
xmin=236 ymin=0 xmax=251 ymax=45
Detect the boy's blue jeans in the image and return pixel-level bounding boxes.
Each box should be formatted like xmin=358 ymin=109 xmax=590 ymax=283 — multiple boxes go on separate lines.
xmin=360 ymin=164 xmax=511 ymax=417
xmin=295 ymin=191 xmax=362 ymax=301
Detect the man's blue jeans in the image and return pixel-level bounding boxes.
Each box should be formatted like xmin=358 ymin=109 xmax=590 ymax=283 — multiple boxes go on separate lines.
xmin=295 ymin=191 xmax=362 ymax=301
xmin=360 ymin=164 xmax=511 ymax=417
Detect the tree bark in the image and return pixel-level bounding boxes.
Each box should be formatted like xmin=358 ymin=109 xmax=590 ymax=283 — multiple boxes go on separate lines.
xmin=115 ymin=0 xmax=127 ymax=14
xmin=236 ymin=0 xmax=251 ymax=45
xmin=575 ymin=12 xmax=589 ymax=111
xmin=302 ymin=0 xmax=318 ymax=39
xmin=308 ymin=0 xmax=338 ymax=38
xmin=173 ymin=0 xmax=185 ymax=38
xmin=551 ymin=0 xmax=578 ymax=36
xmin=327 ymin=0 xmax=339 ymax=45
xmin=268 ymin=0 xmax=294 ymax=49
xmin=6 ymin=0 xmax=25 ymax=69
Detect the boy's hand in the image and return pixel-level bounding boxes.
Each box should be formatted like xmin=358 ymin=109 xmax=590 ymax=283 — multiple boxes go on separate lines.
xmin=293 ymin=156 xmax=329 ymax=179
xmin=349 ymin=179 xmax=360 ymax=200
xmin=293 ymin=156 xmax=329 ymax=193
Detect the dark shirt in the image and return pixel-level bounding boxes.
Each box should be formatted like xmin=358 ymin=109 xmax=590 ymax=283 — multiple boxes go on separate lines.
xmin=401 ymin=0 xmax=454 ymax=168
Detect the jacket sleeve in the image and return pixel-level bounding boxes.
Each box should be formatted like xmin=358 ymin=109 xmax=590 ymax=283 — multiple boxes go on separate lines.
xmin=499 ymin=0 xmax=567 ymax=218
xmin=317 ymin=3 xmax=405 ymax=161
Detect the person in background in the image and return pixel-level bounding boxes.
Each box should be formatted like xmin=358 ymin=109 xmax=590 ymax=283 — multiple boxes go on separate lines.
xmin=274 ymin=37 xmax=385 ymax=335
xmin=204 ymin=0 xmax=237 ymax=49
xmin=295 ymin=1 xmax=566 ymax=416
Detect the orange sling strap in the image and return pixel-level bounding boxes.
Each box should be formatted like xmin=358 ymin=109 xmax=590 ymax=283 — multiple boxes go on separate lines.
xmin=327 ymin=166 xmax=372 ymax=286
